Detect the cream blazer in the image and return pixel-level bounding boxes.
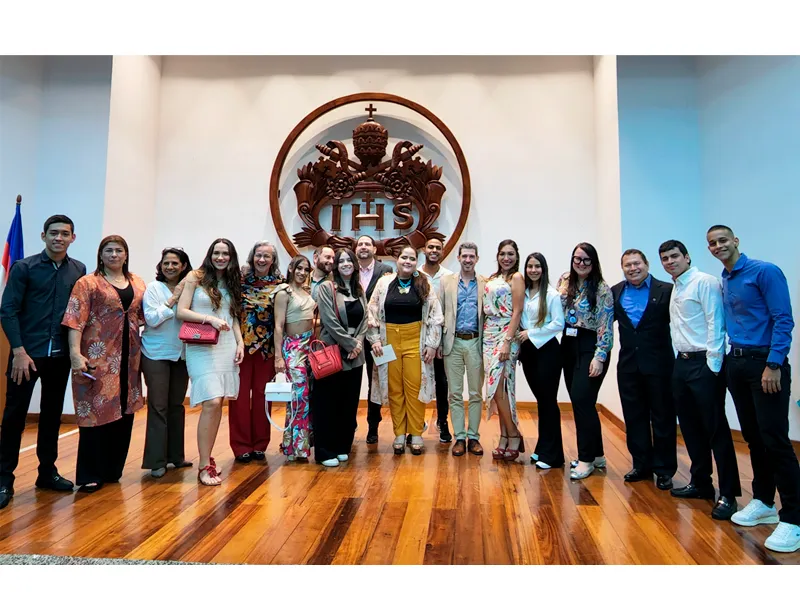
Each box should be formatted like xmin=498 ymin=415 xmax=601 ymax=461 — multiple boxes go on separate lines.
xmin=439 ymin=273 xmax=486 ymax=356
xmin=366 ymin=273 xmax=444 ymax=406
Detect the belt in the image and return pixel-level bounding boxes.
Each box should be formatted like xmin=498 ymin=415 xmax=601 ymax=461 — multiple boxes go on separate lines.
xmin=677 ymin=350 xmax=706 ymax=360
xmin=730 ymin=346 xmax=769 ymax=358
xmin=455 ymin=331 xmax=479 ymax=340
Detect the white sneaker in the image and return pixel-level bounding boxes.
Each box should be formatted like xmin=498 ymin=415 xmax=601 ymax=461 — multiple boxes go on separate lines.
xmin=535 ymin=461 xmax=553 ymax=470
xmin=337 ymin=454 xmax=349 ymax=462
xmin=731 ymin=499 xmax=779 ymax=527
xmin=530 ymin=453 xmax=539 ymax=461
xmin=321 ymin=458 xmax=340 ymax=467
xmin=570 ymin=457 xmax=606 ymax=469
xmin=765 ymin=522 xmax=800 ymax=553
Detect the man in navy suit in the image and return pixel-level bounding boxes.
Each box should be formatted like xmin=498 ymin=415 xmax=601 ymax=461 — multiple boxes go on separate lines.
xmin=611 ymin=249 xmax=676 ymax=490
xmin=355 ymin=235 xmax=393 ymax=444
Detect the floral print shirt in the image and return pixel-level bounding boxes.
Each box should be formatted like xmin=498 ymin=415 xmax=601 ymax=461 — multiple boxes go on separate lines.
xmin=62 ymin=273 xmax=147 ymax=427
xmin=240 ymin=272 xmax=284 ymax=358
xmin=556 ymin=272 xmax=614 ymax=362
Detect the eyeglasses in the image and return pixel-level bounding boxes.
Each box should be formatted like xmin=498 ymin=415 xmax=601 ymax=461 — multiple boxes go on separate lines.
xmin=572 ymin=256 xmax=593 ymax=267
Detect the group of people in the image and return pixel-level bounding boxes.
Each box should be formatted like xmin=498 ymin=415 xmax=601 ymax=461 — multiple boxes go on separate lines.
xmin=0 ymin=215 xmax=798 ymax=555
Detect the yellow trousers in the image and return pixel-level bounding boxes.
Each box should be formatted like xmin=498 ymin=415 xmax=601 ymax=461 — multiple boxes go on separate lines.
xmin=385 ymin=321 xmax=426 ymax=437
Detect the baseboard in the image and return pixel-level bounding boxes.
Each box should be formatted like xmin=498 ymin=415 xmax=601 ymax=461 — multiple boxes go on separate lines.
xmin=596 ymin=404 xmax=626 ymax=433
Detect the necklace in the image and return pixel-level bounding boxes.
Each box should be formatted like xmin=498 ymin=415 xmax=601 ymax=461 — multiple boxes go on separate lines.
xmin=398 ymin=278 xmax=412 ymax=295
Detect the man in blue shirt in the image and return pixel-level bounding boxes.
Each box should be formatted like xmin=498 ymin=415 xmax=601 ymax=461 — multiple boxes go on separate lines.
xmin=611 ymin=249 xmax=676 ymax=491
xmin=707 ymin=224 xmax=800 ymax=553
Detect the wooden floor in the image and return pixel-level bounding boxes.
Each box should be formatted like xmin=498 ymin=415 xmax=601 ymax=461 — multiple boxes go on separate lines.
xmin=0 ymin=406 xmax=797 ymax=565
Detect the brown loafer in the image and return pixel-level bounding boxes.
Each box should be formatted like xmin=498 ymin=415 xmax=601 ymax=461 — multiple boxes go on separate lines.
xmin=467 ymin=439 xmax=484 ymax=456
xmin=452 ymin=439 xmax=467 ymax=456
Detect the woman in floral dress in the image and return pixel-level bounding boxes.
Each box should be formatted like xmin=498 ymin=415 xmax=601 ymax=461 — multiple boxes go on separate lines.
xmin=482 ymin=239 xmax=526 ymax=461
xmin=63 ymin=235 xmax=147 ymax=493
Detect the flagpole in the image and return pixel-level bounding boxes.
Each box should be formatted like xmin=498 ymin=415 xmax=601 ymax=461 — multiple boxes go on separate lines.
xmin=0 ymin=194 xmax=22 ymax=422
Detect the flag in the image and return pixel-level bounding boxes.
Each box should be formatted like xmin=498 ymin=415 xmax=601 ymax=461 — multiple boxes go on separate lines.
xmin=1 ymin=200 xmax=24 ymax=285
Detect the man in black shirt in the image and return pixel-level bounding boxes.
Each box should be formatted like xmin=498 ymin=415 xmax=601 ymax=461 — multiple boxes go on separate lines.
xmin=0 ymin=215 xmax=86 ymax=509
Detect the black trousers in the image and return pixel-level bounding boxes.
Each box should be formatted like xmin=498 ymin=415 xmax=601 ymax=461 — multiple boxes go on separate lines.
xmin=672 ymin=354 xmax=740 ymax=497
xmin=76 ymin=413 xmax=135 ymax=486
xmin=617 ymin=368 xmax=677 ymax=477
xmin=365 ymin=351 xmax=382 ymax=431
xmin=0 ymin=355 xmax=71 ymax=490
xmin=519 ymin=337 xmax=564 ymax=467
xmin=433 ymin=356 xmax=448 ymax=425
xmin=561 ymin=328 xmax=608 ymax=463
xmin=141 ymin=356 xmax=189 ymax=470
xmin=311 ymin=365 xmax=363 ymax=462
xmin=727 ymin=352 xmax=800 ymax=525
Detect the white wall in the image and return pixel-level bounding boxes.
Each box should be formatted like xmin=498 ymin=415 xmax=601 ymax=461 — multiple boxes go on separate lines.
xmin=0 ymin=55 xmax=112 ymax=414
xmin=153 ymin=55 xmax=604 ymax=403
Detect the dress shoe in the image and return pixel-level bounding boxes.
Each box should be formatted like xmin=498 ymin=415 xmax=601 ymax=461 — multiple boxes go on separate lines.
xmin=151 ymin=467 xmax=167 ymax=478
xmin=438 ymin=421 xmax=453 ymax=443
xmin=366 ymin=429 xmax=379 ymax=444
xmin=35 ymin=472 xmax=74 ymax=492
xmin=452 ymin=440 xmax=467 ymax=456
xmin=570 ymin=457 xmax=606 ymax=469
xmin=624 ymin=468 xmax=653 ymax=483
xmin=235 ymin=453 xmax=253 ymax=464
xmin=711 ymin=496 xmax=738 ymax=521
xmin=0 ymin=486 xmax=13 ymax=509
xmin=252 ymin=451 xmax=266 ymax=461
xmin=78 ymin=482 xmax=103 ymax=494
xmin=656 ymin=475 xmax=673 ymax=490
xmin=467 ymin=439 xmax=484 ymax=456
xmin=670 ymin=483 xmax=715 ymax=499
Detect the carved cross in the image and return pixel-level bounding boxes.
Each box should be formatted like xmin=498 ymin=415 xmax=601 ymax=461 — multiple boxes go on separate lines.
xmin=365 ymin=103 xmax=377 ymax=119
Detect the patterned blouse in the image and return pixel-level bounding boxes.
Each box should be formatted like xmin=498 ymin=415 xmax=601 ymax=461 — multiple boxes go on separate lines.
xmin=62 ymin=273 xmax=147 ymax=427
xmin=240 ymin=272 xmax=284 ymax=358
xmin=556 ymin=272 xmax=614 ymax=362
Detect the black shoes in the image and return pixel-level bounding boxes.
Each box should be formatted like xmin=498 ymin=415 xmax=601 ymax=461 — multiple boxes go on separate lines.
xmin=235 ymin=453 xmax=253 ymax=464
xmin=656 ymin=475 xmax=674 ymax=490
xmin=252 ymin=451 xmax=266 ymax=461
xmin=624 ymin=468 xmax=653 ymax=483
xmin=711 ymin=496 xmax=738 ymax=521
xmin=670 ymin=483 xmax=716 ymax=499
xmin=438 ymin=421 xmax=453 ymax=444
xmin=0 ymin=486 xmax=13 ymax=509
xmin=366 ymin=429 xmax=379 ymax=444
xmin=35 ymin=473 xmax=74 ymax=492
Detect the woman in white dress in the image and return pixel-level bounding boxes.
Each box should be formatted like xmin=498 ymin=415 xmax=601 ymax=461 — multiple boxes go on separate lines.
xmin=177 ymin=238 xmax=244 ymax=486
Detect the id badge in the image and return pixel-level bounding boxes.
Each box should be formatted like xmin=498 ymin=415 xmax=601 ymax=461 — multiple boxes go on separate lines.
xmin=566 ymin=327 xmax=578 ymax=337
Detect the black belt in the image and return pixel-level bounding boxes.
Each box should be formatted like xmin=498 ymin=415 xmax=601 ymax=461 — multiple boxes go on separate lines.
xmin=730 ymin=346 xmax=769 ymax=358
xmin=677 ymin=350 xmax=706 ymax=360
xmin=455 ymin=331 xmax=479 ymax=340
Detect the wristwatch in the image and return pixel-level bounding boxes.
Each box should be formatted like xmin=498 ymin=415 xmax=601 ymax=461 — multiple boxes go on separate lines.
xmin=767 ymin=362 xmax=780 ymax=370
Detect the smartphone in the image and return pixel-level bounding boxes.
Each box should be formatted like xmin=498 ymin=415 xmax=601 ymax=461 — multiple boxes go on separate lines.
xmin=81 ymin=372 xmax=97 ymax=381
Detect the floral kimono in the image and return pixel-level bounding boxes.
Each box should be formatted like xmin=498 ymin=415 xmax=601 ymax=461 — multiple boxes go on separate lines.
xmin=366 ymin=273 xmax=444 ymax=406
xmin=62 ymin=273 xmax=147 ymax=427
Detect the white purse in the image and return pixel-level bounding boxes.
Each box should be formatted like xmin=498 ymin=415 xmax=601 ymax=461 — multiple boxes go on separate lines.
xmin=265 ymin=373 xmax=296 ymax=432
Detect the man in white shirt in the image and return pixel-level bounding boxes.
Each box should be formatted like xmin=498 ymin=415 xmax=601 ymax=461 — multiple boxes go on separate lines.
xmin=659 ymin=239 xmax=740 ymax=521
xmin=420 ymin=237 xmax=453 ymax=444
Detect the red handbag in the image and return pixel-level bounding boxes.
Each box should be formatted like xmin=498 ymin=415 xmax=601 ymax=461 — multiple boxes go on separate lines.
xmin=179 ymin=321 xmax=219 ymax=345
xmin=308 ymin=282 xmax=344 ymax=379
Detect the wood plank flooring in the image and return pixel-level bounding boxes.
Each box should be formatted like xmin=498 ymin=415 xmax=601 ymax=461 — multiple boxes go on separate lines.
xmin=0 ymin=405 xmax=797 ymax=565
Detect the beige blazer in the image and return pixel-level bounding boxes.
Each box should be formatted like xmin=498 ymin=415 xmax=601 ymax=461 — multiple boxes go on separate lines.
xmin=440 ymin=273 xmax=486 ymax=356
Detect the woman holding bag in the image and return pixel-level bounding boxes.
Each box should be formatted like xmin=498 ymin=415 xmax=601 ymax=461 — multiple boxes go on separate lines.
xmin=310 ymin=248 xmax=368 ymax=467
xmin=272 ymin=255 xmax=316 ymax=461
xmin=367 ymin=244 xmax=444 ymax=456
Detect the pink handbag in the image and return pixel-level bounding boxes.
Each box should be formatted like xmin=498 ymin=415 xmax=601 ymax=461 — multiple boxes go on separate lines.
xmin=179 ymin=321 xmax=219 ymax=345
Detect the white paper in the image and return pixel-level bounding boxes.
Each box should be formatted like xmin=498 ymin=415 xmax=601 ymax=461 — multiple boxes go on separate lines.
xmin=371 ymin=344 xmax=397 ymax=365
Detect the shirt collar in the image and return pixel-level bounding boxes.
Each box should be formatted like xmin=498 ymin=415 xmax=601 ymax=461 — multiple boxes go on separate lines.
xmin=359 ymin=259 xmax=375 ymax=272
xmin=675 ymin=266 xmax=698 ymax=286
xmin=721 ymin=253 xmax=748 ymax=279
xmin=39 ymin=249 xmax=69 ymax=264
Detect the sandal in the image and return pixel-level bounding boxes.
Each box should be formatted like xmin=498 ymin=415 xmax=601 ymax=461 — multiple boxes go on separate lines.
xmin=492 ymin=436 xmax=509 ymax=460
xmin=198 ymin=464 xmax=222 ymax=486
xmin=410 ymin=435 xmax=424 ymax=455
xmin=393 ymin=435 xmax=405 ymax=455
xmin=503 ymin=436 xmax=525 ymax=461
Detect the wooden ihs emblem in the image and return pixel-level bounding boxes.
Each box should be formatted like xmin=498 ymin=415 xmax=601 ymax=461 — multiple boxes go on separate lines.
xmin=292 ymin=104 xmax=446 ymax=257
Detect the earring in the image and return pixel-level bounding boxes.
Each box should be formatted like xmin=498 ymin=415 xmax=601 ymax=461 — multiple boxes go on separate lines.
xmin=413 ymin=270 xmax=419 ymax=278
